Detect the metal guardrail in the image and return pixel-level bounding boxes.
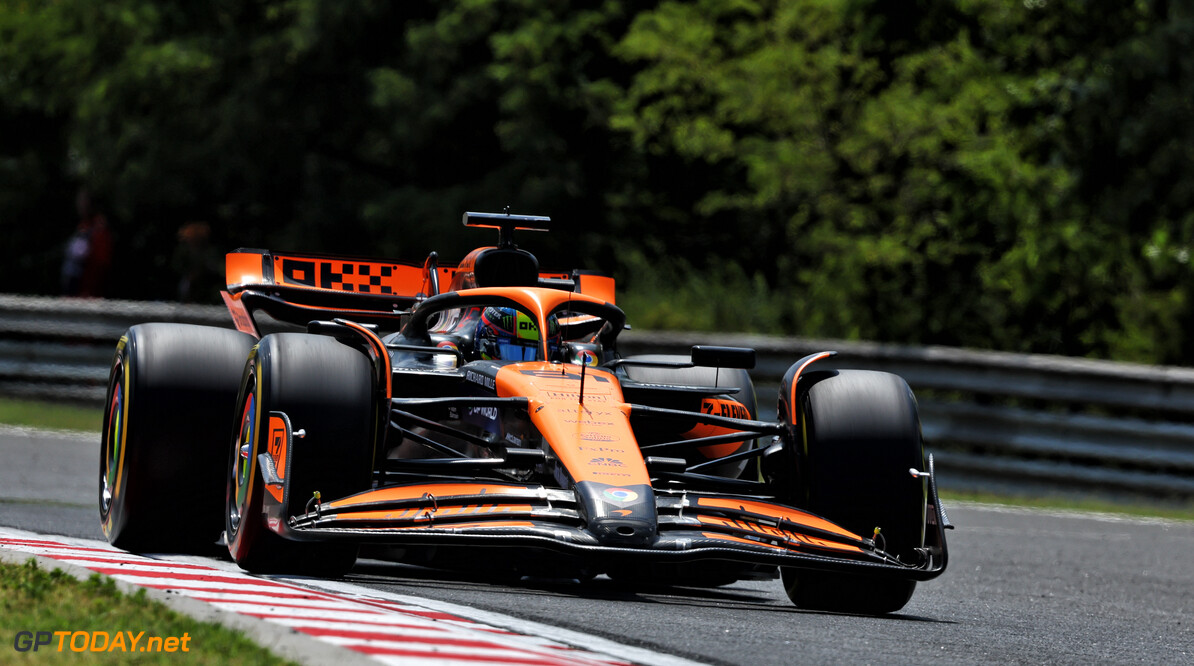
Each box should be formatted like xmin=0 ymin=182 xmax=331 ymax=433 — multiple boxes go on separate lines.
xmin=2 ymin=294 xmax=1192 ymax=502
xmin=0 ymin=295 xmax=231 ymax=403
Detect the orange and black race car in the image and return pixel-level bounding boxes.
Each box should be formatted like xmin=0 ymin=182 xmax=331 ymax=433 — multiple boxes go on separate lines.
xmin=99 ymin=212 xmax=950 ymax=614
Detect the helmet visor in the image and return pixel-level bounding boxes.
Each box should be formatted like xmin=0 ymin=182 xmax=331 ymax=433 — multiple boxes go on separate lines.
xmin=494 ymin=338 xmax=541 ymax=361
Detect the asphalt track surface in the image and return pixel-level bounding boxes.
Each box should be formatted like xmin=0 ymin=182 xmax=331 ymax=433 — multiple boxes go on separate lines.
xmin=3 ymin=426 xmax=1193 ymax=664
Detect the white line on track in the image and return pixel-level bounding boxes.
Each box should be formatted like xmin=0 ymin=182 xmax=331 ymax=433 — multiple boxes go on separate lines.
xmin=0 ymin=424 xmax=96 ymax=441
xmin=944 ymin=499 xmax=1194 ymax=526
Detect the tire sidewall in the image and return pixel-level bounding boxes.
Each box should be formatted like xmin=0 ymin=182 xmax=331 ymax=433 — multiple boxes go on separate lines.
xmin=800 ymin=370 xmax=926 ymax=559
xmin=224 ymin=333 xmax=374 ymax=573
xmin=226 ymin=347 xmax=264 ymax=563
xmin=99 ymin=324 xmax=254 ymax=552
xmin=99 ymin=337 xmax=132 ymax=543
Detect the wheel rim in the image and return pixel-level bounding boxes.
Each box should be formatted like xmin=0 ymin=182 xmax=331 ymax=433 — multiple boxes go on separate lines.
xmin=228 ymin=378 xmax=256 ymax=538
xmin=100 ymin=364 xmax=124 ymax=517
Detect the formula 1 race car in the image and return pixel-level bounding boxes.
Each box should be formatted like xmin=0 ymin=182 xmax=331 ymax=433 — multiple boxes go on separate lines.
xmin=99 ymin=212 xmax=950 ymax=614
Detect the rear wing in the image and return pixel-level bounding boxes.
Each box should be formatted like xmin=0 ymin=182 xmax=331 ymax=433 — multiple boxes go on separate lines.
xmin=226 ymin=249 xmax=433 ymax=299
xmin=223 ymin=248 xmax=616 ymax=337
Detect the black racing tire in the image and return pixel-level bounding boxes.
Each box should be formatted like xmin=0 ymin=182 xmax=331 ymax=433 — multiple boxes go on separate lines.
xmin=225 ymin=333 xmax=374 ymax=576
xmin=99 ymin=324 xmax=256 ymax=553
xmin=778 ymin=370 xmax=926 ymax=615
xmin=620 ymin=355 xmax=758 ymax=478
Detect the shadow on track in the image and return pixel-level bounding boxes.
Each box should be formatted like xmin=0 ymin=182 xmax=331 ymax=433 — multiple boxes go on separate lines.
xmin=345 ymin=557 xmax=954 ymax=624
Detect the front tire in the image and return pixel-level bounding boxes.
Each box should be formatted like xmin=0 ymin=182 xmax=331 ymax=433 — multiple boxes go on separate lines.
xmin=225 ymin=333 xmax=374 ymax=575
xmin=99 ymin=324 xmax=255 ymax=552
xmin=778 ymin=370 xmax=926 ymax=614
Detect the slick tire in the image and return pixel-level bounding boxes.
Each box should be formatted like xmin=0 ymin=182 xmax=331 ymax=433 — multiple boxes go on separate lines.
xmin=100 ymin=324 xmax=256 ymax=553
xmin=225 ymin=333 xmax=374 ymax=576
xmin=778 ymin=370 xmax=926 ymax=615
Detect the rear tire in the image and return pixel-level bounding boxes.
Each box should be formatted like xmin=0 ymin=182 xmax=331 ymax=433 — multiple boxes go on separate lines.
xmin=778 ymin=370 xmax=926 ymax=614
xmin=99 ymin=324 xmax=255 ymax=552
xmin=225 ymin=333 xmax=374 ymax=575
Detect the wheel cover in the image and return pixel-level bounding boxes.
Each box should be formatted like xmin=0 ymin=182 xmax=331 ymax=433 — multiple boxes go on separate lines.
xmin=99 ymin=373 xmax=124 ymax=516
xmin=228 ymin=385 xmax=256 ymax=537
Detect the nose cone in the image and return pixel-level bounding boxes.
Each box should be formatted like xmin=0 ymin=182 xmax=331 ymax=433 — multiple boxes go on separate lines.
xmin=590 ymin=516 xmax=655 ymax=546
xmin=575 ymin=482 xmax=657 ymax=547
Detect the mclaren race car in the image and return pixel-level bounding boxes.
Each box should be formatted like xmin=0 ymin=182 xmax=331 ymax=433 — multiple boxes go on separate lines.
xmin=99 ymin=211 xmax=950 ymax=614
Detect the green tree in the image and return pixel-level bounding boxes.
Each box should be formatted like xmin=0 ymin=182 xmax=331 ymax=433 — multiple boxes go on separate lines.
xmin=607 ymin=0 xmax=1194 ymax=363
xmin=0 ymin=0 xmax=634 ymax=298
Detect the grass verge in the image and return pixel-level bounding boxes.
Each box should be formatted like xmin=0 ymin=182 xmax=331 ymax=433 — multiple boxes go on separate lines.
xmin=940 ymin=488 xmax=1194 ymax=522
xmin=0 ymin=398 xmax=102 ymax=433
xmin=0 ymin=558 xmax=292 ymax=664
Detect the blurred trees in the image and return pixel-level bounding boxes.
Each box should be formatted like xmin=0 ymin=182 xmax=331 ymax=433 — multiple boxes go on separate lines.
xmin=0 ymin=1 xmax=633 ymax=297
xmin=1 ymin=0 xmax=1193 ymax=363
xmin=609 ymin=0 xmax=1194 ymax=362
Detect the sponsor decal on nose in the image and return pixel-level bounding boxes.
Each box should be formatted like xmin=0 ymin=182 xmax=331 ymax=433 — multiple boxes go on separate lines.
xmin=602 ymin=487 xmax=639 ymax=503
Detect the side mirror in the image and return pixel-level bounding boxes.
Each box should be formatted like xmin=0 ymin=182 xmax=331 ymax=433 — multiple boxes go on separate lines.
xmin=690 ymin=345 xmax=755 ymax=369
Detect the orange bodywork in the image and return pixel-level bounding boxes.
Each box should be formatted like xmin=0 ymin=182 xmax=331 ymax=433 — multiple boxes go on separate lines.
xmin=453 ymin=287 xmax=611 ymax=325
xmin=270 ymin=254 xmax=423 ymax=295
xmin=785 ymin=351 xmax=836 ymax=426
xmin=494 ymin=362 xmax=650 ymax=487
xmin=695 ymin=497 xmax=858 ymax=540
xmin=328 ymin=483 xmax=536 ymax=509
xmin=220 ymin=291 xmax=259 ymax=338
xmin=693 ymin=497 xmax=863 ymax=553
xmin=574 ymin=273 xmax=616 ymax=305
xmin=330 ymin=505 xmax=534 ymax=524
xmin=684 ymin=397 xmax=754 ymax=459
xmin=697 ymin=517 xmax=862 ymax=554
xmin=264 ymin=415 xmax=288 ymax=503
xmin=339 ymin=319 xmax=392 ymax=401
xmin=225 ymin=252 xmax=266 ymax=288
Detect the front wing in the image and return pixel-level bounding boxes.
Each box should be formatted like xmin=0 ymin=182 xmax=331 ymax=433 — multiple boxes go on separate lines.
xmin=263 ymin=457 xmax=951 ymax=583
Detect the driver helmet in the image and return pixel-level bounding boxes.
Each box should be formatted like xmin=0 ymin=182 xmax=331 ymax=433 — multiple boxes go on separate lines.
xmin=476 ymin=307 xmax=560 ymax=361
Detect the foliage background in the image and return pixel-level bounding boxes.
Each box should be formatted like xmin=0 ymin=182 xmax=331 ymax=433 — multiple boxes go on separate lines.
xmin=2 ymin=0 xmax=1192 ymax=364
